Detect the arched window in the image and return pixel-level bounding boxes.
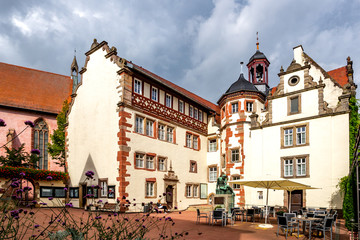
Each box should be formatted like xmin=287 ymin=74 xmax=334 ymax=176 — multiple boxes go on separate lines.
xmin=33 ymin=119 xmax=49 ymax=170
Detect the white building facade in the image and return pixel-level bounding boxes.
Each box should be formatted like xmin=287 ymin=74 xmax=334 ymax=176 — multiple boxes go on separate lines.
xmin=66 ymin=40 xmax=355 ymax=212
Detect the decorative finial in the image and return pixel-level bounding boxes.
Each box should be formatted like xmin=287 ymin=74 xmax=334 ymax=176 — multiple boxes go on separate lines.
xmin=170 ymin=160 xmax=173 ymax=171
xmin=74 ymin=49 xmax=76 ymax=57
xmin=256 ymin=32 xmax=259 ymax=50
xmin=240 ymin=61 xmax=244 ymax=74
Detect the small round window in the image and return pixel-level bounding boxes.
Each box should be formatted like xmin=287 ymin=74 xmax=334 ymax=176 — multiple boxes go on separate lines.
xmin=288 ymin=76 xmax=299 ymax=86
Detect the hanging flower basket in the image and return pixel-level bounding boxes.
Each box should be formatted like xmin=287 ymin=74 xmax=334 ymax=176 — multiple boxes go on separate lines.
xmin=0 ymin=166 xmax=68 ymax=181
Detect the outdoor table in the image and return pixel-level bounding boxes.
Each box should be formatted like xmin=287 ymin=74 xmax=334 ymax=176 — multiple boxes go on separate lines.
xmin=292 ymin=216 xmax=322 ymax=240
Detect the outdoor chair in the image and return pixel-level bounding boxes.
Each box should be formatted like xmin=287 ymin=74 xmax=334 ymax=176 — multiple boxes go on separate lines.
xmin=231 ymin=208 xmax=244 ymax=222
xmin=306 ymin=212 xmax=315 ymax=218
xmin=308 ymin=208 xmax=316 ymax=212
xmin=224 ymin=209 xmax=236 ymax=225
xmin=196 ymin=209 xmax=209 ymax=224
xmin=332 ymin=213 xmax=338 ymax=233
xmin=245 ymin=208 xmax=255 ymax=222
xmin=284 ymin=213 xmax=296 ymax=223
xmin=291 ymin=210 xmax=298 ymax=215
xmin=254 ymin=207 xmax=262 ymax=220
xmin=312 ymin=216 xmax=334 ymax=240
xmin=212 ymin=209 xmax=225 ymax=226
xmin=277 ymin=216 xmax=299 ymax=240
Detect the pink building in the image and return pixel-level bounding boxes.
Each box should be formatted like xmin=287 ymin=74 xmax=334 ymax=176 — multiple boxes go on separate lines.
xmin=0 ymin=61 xmax=74 ymax=171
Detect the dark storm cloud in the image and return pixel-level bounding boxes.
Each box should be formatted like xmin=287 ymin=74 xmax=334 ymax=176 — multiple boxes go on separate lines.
xmin=0 ymin=0 xmax=359 ymax=103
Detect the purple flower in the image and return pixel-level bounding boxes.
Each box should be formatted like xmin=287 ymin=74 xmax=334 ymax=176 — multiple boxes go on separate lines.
xmin=19 ymin=172 xmax=26 ymax=177
xmin=48 ymin=197 xmax=53 ymax=200
xmin=95 ymin=216 xmax=102 ymax=220
xmin=41 ymin=203 xmax=47 ymax=205
xmin=63 ymin=187 xmax=68 ymax=191
xmin=31 ymin=149 xmax=40 ymax=155
xmin=162 ymin=193 xmax=166 ymax=196
xmin=46 ymin=176 xmax=53 ymax=180
xmin=10 ymin=181 xmax=19 ymax=188
xmin=34 ymin=224 xmax=40 ymax=228
xmin=97 ymin=200 xmax=103 ymax=203
xmin=0 ymin=119 xmax=6 ymax=127
xmin=32 ymin=200 xmax=37 ymax=204
xmin=65 ymin=203 xmax=73 ymax=208
xmin=24 ymin=186 xmax=32 ymax=191
xmin=85 ymin=170 xmax=94 ymax=178
xmin=24 ymin=121 xmax=35 ymax=128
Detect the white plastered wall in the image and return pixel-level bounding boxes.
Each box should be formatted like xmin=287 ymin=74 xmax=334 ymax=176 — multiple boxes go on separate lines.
xmin=67 ymin=48 xmax=121 ymax=206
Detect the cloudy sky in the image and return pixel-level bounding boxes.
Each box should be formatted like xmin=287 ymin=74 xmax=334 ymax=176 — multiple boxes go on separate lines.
xmin=1 ymin=0 xmax=359 ymax=103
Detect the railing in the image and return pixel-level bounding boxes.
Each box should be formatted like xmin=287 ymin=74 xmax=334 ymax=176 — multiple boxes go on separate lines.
xmin=132 ymin=93 xmax=207 ymax=134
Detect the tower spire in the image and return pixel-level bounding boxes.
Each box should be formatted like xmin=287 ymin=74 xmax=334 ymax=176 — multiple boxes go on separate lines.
xmin=256 ymin=32 xmax=259 ymax=50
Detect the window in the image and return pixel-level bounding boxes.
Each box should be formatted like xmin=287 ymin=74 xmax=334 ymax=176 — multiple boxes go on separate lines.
xmin=33 ymin=119 xmax=49 ymax=170
xmin=284 ymin=129 xmax=293 ymax=146
xmin=136 ymin=153 xmax=144 ymax=168
xmin=158 ymin=157 xmax=166 ymax=171
xmin=54 ymin=188 xmax=66 ymax=198
xmin=69 ymin=188 xmax=79 ymax=198
xmin=189 ymin=106 xmax=193 ymax=117
xmin=135 ymin=116 xmax=144 ymax=134
xmin=108 ymin=186 xmax=115 ymax=198
xmin=194 ymin=108 xmax=198 ymax=119
xmin=232 ymin=176 xmax=240 ymax=189
xmin=281 ymin=155 xmax=309 ymax=178
xmin=284 ymin=159 xmax=293 ymax=177
xmin=281 ymin=123 xmax=309 ymax=148
xmin=190 ymin=160 xmax=197 ymax=173
xmin=151 ymin=87 xmax=158 ymax=101
xmin=166 ymin=94 xmax=172 ymax=108
xmin=146 ymin=182 xmax=155 ymax=197
xmin=208 ymin=139 xmax=217 ymax=152
xmin=296 ymin=127 xmax=306 ymax=145
xmin=87 ymin=187 xmax=98 ymax=198
xmin=288 ymin=95 xmax=301 ymax=115
xmin=186 ymin=185 xmax=192 ymax=197
xmin=178 ymin=100 xmax=184 ymax=113
xmin=193 ymin=185 xmax=199 ymax=197
xmin=193 ymin=136 xmax=199 ymax=150
xmin=258 ymin=191 xmax=263 ymax=200
xmin=288 ymin=76 xmax=300 ymax=86
xmin=166 ymin=127 xmax=174 ymax=143
xmin=40 ymin=187 xmax=53 ymax=197
xmin=296 ymin=158 xmax=306 ymax=176
xmin=146 ymin=156 xmax=155 ymax=170
xmin=134 ymin=79 xmax=142 ymax=94
xmin=209 ymin=166 xmax=217 ymax=182
xmin=198 ymin=110 xmax=203 ymax=122
xmin=99 ymin=179 xmax=108 ymax=197
xmin=146 ymin=120 xmax=154 ymax=137
xmin=231 ymin=149 xmax=240 ymax=163
xmin=232 ymin=103 xmax=238 ymax=113
xmin=158 ymin=124 xmax=165 ymax=140
xmin=246 ymin=102 xmax=253 ymax=112
xmin=186 ymin=134 xmax=192 ymax=148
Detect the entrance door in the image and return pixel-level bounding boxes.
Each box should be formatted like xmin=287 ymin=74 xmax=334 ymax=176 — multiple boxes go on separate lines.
xmin=165 ymin=185 xmax=173 ymax=209
xmin=80 ymin=184 xmax=87 ymax=208
xmin=289 ymin=190 xmax=303 ymax=212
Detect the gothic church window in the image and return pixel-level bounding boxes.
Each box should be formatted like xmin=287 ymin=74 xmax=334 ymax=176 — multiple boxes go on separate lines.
xmin=33 ymin=119 xmax=49 ymax=170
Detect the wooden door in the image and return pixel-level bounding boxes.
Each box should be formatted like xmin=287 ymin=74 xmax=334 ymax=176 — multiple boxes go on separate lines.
xmin=290 ymin=190 xmax=303 ymax=212
xmin=166 ymin=185 xmax=173 ymax=209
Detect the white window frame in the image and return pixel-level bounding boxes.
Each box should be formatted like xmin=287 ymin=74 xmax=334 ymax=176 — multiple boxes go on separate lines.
xmin=146 ymin=120 xmax=154 ymax=137
xmin=189 ymin=106 xmax=193 ymax=117
xmin=284 ymin=129 xmax=293 ymax=146
xmin=193 ymin=136 xmax=198 ymax=150
xmin=232 ymin=103 xmax=238 ymax=113
xmin=186 ymin=185 xmax=192 ymax=197
xmin=198 ymin=110 xmax=203 ymax=122
xmin=284 ymin=159 xmax=293 ymax=177
xmin=166 ymin=94 xmax=172 ymax=108
xmin=296 ymin=126 xmax=306 ymax=145
xmin=231 ymin=149 xmax=240 ymax=163
xmin=193 ymin=185 xmax=199 ymax=198
xmin=135 ymin=116 xmax=144 ymax=134
xmin=134 ymin=79 xmax=142 ymax=94
xmin=100 ymin=180 xmax=108 ymax=197
xmin=209 ymin=167 xmax=217 ymax=182
xmin=146 ymin=182 xmax=154 ymax=197
xmin=158 ymin=124 xmax=165 ymax=140
xmin=246 ymin=102 xmax=253 ymax=112
xmin=158 ymin=158 xmax=166 ymax=171
xmin=151 ymin=87 xmax=158 ymax=101
xmin=194 ymin=108 xmax=198 ymax=120
xmin=232 ymin=176 xmax=240 ymax=189
xmin=296 ymin=158 xmax=306 ymax=176
xmin=136 ymin=153 xmax=144 ymax=168
xmin=166 ymin=127 xmax=174 ymax=143
xmin=146 ymin=156 xmax=154 ymax=169
xmin=209 ymin=139 xmax=217 ymax=152
xmin=178 ymin=100 xmax=184 ymax=113
xmin=186 ymin=134 xmax=192 ymax=148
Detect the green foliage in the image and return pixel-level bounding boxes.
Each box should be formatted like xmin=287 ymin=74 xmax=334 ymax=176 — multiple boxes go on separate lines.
xmin=0 ymin=144 xmax=39 ymax=169
xmin=48 ymin=100 xmax=69 ymax=168
xmin=343 ymin=96 xmax=360 ymax=230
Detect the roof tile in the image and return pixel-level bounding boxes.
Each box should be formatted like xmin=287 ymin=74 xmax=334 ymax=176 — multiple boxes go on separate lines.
xmin=327 ymin=66 xmax=348 ymax=87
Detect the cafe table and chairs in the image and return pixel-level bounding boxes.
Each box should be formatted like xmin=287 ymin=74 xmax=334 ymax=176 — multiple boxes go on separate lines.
xmin=292 ymin=215 xmax=322 ymax=240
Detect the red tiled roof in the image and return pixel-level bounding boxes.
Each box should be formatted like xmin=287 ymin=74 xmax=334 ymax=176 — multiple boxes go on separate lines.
xmin=327 ymin=66 xmax=348 ymax=87
xmin=0 ymin=62 xmax=72 ymax=114
xmin=132 ymin=63 xmax=219 ymax=113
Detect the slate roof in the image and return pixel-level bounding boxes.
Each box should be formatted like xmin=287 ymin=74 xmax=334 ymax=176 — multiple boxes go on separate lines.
xmin=0 ymin=62 xmax=72 ymax=114
xmin=225 ymin=73 xmax=262 ymax=94
xmin=248 ymin=50 xmax=269 ymax=63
